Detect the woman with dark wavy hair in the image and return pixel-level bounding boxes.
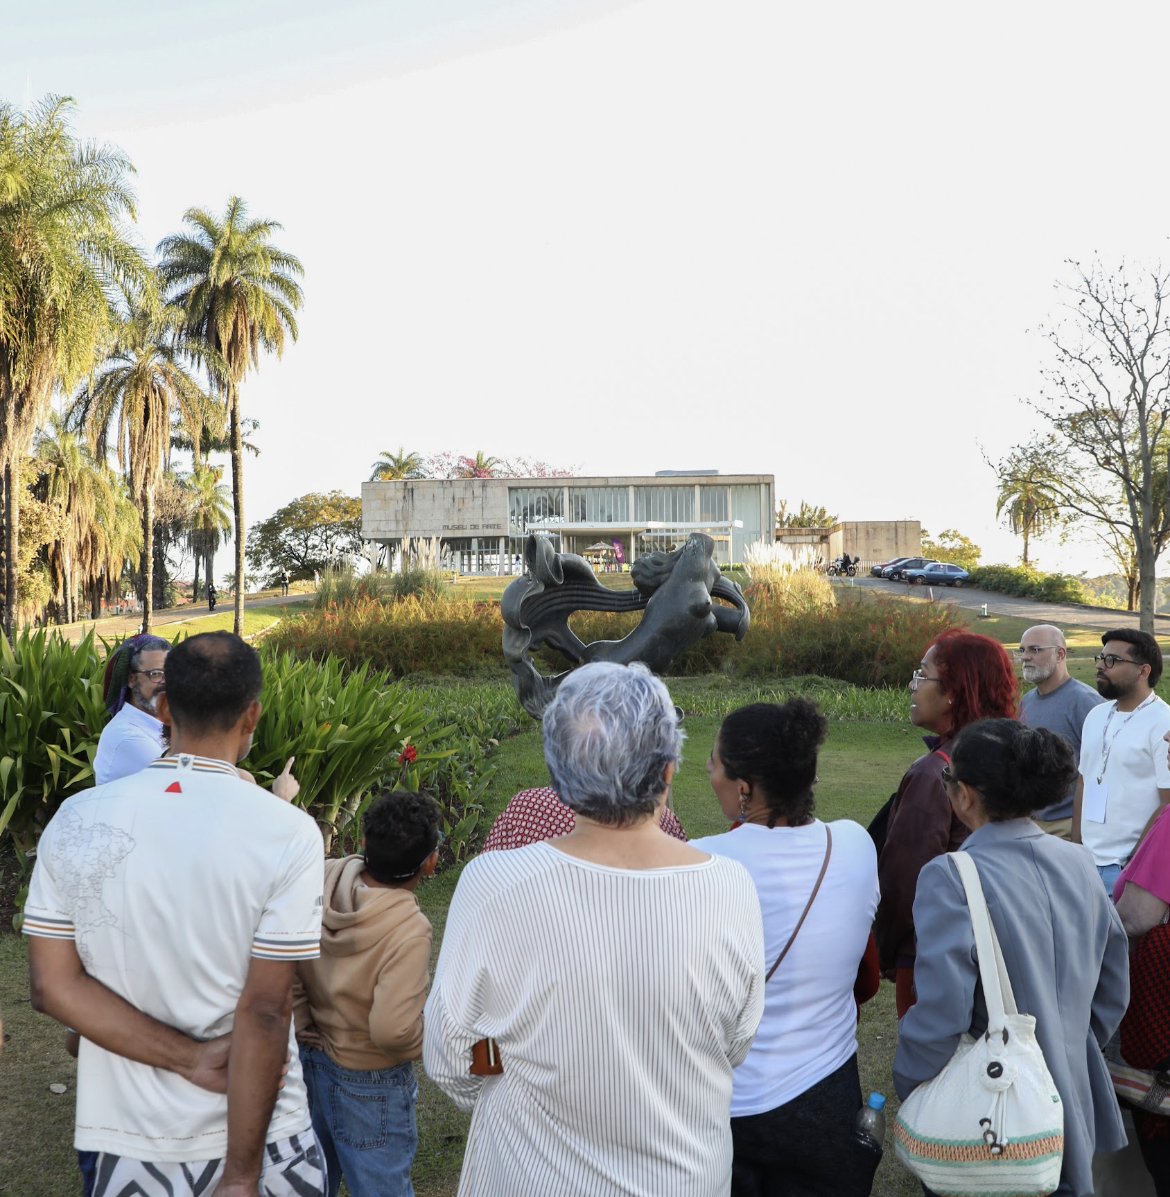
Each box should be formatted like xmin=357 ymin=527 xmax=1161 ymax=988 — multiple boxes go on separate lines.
xmin=692 ymin=699 xmax=881 ymax=1197
xmin=875 ymin=629 xmax=1018 ymax=1015
xmin=894 ymin=719 xmax=1128 ymax=1197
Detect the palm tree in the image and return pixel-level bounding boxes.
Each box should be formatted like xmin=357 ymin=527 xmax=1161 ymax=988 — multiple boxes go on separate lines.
xmin=456 ymin=451 xmax=500 ymax=478
xmin=71 ymin=298 xmax=206 ymax=632
xmin=370 ymin=446 xmax=424 ymax=482
xmin=185 ymin=463 xmax=231 ymax=601
xmin=34 ymin=413 xmax=112 ymax=623
xmin=157 ymin=197 xmax=304 ymax=635
xmin=0 ymin=95 xmax=147 ymax=637
xmin=80 ymin=466 xmax=141 ymax=619
xmin=995 ymin=445 xmax=1061 ymax=566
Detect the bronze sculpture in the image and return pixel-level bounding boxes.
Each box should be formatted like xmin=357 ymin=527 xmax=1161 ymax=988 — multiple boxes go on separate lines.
xmin=502 ymin=532 xmax=750 ymax=716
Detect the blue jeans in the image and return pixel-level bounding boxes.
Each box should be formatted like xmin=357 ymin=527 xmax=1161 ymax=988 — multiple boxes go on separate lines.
xmin=300 ymin=1046 xmax=417 ymax=1197
xmin=1098 ymin=862 xmax=1123 ymax=897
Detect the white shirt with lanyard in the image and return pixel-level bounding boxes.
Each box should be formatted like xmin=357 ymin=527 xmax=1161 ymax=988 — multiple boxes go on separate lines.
xmin=1079 ymin=692 xmax=1170 ymax=867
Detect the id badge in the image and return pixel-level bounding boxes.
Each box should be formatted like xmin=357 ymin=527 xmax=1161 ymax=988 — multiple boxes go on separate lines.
xmin=1083 ymin=777 xmax=1108 ymax=823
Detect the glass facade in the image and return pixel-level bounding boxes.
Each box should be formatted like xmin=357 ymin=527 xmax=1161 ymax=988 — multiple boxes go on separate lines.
xmin=569 ymin=486 xmax=629 ymax=524
xmin=633 ymin=485 xmax=695 ymax=524
xmin=509 ymin=487 xmax=564 ymax=535
xmin=731 ymin=484 xmax=767 ymax=565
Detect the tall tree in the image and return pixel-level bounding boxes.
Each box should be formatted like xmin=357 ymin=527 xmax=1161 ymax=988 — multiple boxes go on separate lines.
xmin=994 ymin=441 xmax=1062 ymax=565
xmin=0 ymin=95 xmax=146 ymax=637
xmin=71 ymin=299 xmax=205 ymax=631
xmin=370 ymin=446 xmax=424 ymax=482
xmin=246 ymin=491 xmax=362 ymax=580
xmin=157 ymin=197 xmax=304 ymax=634
xmin=34 ymin=413 xmax=113 ymax=623
xmin=776 ymin=500 xmax=837 ymax=529
xmin=1017 ymin=258 xmax=1170 ymax=631
xmin=185 ymin=463 xmax=231 ymax=600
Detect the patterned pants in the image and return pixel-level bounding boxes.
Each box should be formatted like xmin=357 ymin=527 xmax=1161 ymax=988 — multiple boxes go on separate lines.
xmin=90 ymin=1130 xmax=326 ymax=1196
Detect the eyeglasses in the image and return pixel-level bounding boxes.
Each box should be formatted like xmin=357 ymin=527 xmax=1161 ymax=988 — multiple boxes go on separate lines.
xmin=131 ymin=668 xmax=165 ymax=682
xmin=940 ymin=765 xmax=961 ymax=787
xmin=1015 ymin=645 xmax=1059 ymax=656
xmin=375 ymin=830 xmax=445 ymax=882
xmin=1093 ymin=653 xmax=1140 ymax=669
xmin=910 ymin=670 xmax=944 ymax=691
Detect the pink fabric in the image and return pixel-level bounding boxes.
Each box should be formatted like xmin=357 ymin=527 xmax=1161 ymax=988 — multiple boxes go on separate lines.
xmin=1114 ymin=802 xmax=1170 ymax=904
xmin=481 ymin=787 xmax=688 ymax=852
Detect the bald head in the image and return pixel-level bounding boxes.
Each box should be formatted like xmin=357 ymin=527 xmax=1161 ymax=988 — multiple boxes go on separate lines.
xmin=1020 ymin=625 xmax=1069 ymax=690
xmin=1023 ymin=625 xmax=1067 ymax=650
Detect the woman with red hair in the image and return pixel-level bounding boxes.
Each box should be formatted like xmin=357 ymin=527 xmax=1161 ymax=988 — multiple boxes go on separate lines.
xmin=874 ymin=629 xmax=1018 ymax=1015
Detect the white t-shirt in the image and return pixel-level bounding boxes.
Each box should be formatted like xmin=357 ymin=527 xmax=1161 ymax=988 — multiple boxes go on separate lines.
xmin=691 ymin=819 xmax=878 ymax=1116
xmin=23 ymin=754 xmax=324 ymax=1162
xmin=1078 ymin=694 xmax=1170 ymax=867
xmin=93 ymin=701 xmax=166 ymax=784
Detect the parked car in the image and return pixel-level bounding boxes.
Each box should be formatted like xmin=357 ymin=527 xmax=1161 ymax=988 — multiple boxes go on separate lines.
xmin=904 ymin=562 xmax=969 ymax=588
xmin=871 ymin=556 xmax=912 ymax=577
xmin=882 ymin=556 xmax=938 ymax=580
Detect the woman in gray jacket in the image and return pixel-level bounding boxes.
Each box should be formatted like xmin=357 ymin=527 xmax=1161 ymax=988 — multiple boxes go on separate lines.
xmin=893 ymin=719 xmax=1130 ymax=1197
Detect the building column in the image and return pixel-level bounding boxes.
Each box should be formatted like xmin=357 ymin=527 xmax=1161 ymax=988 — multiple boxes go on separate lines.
xmin=497 ymin=537 xmax=505 ymax=575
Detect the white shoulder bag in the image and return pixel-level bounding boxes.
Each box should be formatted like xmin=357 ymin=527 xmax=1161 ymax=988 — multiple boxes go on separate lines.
xmin=893 ymin=851 xmax=1065 ymax=1197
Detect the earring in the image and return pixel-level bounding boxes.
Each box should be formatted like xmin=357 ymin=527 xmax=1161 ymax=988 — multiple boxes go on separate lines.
xmin=738 ymin=792 xmax=748 ymax=820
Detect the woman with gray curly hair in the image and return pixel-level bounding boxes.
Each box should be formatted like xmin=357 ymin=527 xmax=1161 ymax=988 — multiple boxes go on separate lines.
xmin=424 ymin=662 xmax=766 ymax=1197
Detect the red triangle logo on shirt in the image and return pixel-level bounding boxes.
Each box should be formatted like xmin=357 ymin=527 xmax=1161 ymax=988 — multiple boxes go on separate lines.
xmin=165 ymin=781 xmax=182 ymax=793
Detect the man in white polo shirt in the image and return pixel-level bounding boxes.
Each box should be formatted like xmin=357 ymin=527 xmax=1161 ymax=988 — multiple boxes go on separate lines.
xmin=1074 ymin=628 xmax=1170 ymax=894
xmin=93 ymin=633 xmax=171 ymax=784
xmin=25 ymin=632 xmax=326 ymax=1197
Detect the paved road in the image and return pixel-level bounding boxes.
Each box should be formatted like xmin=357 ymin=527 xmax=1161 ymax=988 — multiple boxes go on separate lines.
xmin=836 ymin=575 xmax=1163 ymax=632
xmin=52 ymin=590 xmax=316 ymax=645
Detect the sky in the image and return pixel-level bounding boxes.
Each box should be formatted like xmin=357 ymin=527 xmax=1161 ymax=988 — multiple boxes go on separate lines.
xmin=7 ymin=0 xmax=1170 ymax=576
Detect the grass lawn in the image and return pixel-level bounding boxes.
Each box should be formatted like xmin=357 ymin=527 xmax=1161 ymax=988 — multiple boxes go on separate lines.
xmin=0 ymin=711 xmax=923 ymax=1197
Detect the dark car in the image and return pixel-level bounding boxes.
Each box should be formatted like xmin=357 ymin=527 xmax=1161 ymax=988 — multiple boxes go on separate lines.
xmin=870 ymin=556 xmax=912 ymax=577
xmin=882 ymin=556 xmax=937 ymax=580
xmin=904 ymin=562 xmax=969 ymax=588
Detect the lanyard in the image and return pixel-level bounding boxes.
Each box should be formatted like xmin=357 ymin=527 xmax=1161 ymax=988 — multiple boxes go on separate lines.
xmin=1098 ymin=692 xmax=1157 ymax=783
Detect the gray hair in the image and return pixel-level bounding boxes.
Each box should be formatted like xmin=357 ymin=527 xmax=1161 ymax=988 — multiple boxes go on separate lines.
xmin=542 ymin=662 xmax=684 ymax=827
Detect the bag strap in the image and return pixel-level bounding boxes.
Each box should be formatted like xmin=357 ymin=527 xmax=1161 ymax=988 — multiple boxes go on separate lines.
xmin=766 ymin=826 xmax=832 ymax=982
xmin=950 ymin=851 xmax=1018 ymax=1024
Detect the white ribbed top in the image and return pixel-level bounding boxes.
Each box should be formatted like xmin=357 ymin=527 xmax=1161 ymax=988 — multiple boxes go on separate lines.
xmin=423 ymin=841 xmax=766 ymax=1197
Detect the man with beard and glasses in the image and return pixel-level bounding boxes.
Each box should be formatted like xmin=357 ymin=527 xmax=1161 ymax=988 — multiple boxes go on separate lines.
xmin=1073 ymin=627 xmax=1170 ymax=893
xmin=1017 ymin=624 xmax=1106 ymax=839
xmin=93 ymin=634 xmax=171 ymax=785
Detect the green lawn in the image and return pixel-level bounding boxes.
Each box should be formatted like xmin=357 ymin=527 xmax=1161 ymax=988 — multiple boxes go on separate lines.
xmin=0 ymin=713 xmax=923 ymax=1197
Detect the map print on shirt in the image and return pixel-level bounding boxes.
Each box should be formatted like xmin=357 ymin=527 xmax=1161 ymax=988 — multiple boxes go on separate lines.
xmin=49 ymin=807 xmax=136 ymax=970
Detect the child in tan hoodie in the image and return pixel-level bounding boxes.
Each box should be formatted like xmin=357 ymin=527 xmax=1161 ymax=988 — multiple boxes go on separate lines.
xmin=294 ymin=789 xmax=441 ymax=1197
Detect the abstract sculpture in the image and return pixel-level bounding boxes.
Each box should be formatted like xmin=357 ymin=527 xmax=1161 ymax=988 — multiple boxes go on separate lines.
xmin=502 ymin=532 xmax=750 ymax=717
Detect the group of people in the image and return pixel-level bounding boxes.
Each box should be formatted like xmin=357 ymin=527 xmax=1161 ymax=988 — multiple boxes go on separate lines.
xmin=8 ymin=621 xmax=1170 ymax=1197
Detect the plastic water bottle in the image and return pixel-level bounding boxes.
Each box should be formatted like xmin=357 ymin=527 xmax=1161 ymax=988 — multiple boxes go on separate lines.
xmin=855 ymin=1092 xmax=886 ymax=1151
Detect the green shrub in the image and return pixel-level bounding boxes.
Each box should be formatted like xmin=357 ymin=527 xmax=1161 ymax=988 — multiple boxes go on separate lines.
xmin=968 ymin=564 xmax=1086 ymax=604
xmin=0 ymin=629 xmax=106 ymax=872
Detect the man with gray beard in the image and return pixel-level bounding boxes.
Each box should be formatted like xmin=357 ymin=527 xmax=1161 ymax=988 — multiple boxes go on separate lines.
xmin=1017 ymin=624 xmax=1106 ymax=839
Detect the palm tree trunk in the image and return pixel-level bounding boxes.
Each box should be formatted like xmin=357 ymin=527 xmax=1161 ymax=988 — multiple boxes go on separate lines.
xmin=193 ymin=551 xmax=201 ymax=604
xmin=1021 ymin=527 xmax=1030 ymax=566
xmin=230 ymin=388 xmax=245 ymax=635
xmin=141 ymin=486 xmax=154 ymax=635
xmin=4 ymin=462 xmax=17 ymax=641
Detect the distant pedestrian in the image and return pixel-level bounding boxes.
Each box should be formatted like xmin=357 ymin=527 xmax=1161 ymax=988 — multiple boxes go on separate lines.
xmin=1074 ymin=628 xmax=1170 ymax=893
xmin=94 ymin=634 xmax=171 ymax=785
xmin=207 ymin=580 xmax=217 ymax=612
xmin=1017 ymin=624 xmax=1107 ymax=839
xmin=296 ymin=789 xmax=440 ymax=1197
xmin=313 ymin=569 xmax=320 ymax=590
xmin=281 ymin=569 xmax=290 ymax=597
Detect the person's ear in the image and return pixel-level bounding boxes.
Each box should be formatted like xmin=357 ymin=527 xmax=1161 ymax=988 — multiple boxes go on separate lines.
xmin=156 ymin=692 xmax=173 ymax=727
xmin=662 ymin=760 xmax=676 ymax=787
xmin=422 ymin=849 xmax=439 ymax=878
xmin=240 ymin=699 xmax=262 ymax=737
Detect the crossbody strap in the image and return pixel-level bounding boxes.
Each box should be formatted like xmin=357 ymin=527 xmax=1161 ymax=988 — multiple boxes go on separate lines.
xmin=766 ymin=825 xmax=833 ymax=982
xmin=950 ymin=851 xmax=1018 ymax=1025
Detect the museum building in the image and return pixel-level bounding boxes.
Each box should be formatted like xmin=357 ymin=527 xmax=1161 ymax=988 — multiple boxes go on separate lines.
xmin=361 ymin=472 xmax=775 ymax=575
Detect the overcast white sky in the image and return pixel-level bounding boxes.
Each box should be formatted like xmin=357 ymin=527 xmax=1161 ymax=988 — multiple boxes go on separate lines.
xmin=8 ymin=0 xmax=1170 ymax=574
